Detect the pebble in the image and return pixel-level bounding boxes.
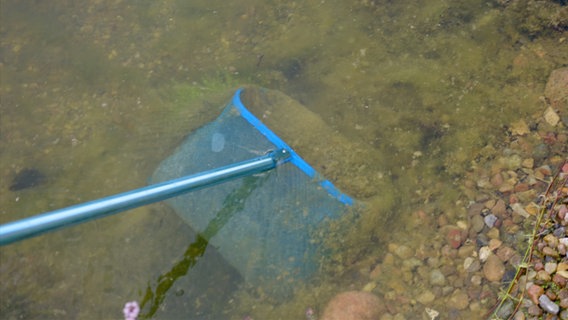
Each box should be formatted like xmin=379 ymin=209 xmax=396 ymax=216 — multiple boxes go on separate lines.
xmin=528 ymin=304 xmax=543 ymax=316
xmin=544 ymin=67 xmax=568 ymax=109
xmin=492 ymin=199 xmax=507 ymax=217
xmin=416 ymin=290 xmax=436 ymax=304
xmin=471 ymin=214 xmax=485 ymax=233
xmin=539 ymin=294 xmax=560 ymax=314
xmin=488 ymin=238 xmax=502 ymax=251
xmin=510 ymin=119 xmax=530 ymax=136
xmin=543 ymin=246 xmax=559 ymax=258
xmin=545 ymin=262 xmax=558 ymax=275
xmin=429 ymin=269 xmax=446 ymax=286
xmin=479 ymin=246 xmax=492 ymax=262
xmin=393 ymin=245 xmax=414 ymax=260
xmin=544 ymin=106 xmax=560 ymax=126
xmin=321 ymin=291 xmax=385 ymax=320
xmin=544 ymin=234 xmax=559 ymax=248
xmin=484 ymin=214 xmax=498 ymax=228
xmin=483 ymin=254 xmax=505 ymax=282
xmin=495 ymin=246 xmax=516 ymax=262
xmin=532 ymin=144 xmax=549 ymax=163
xmin=448 ymin=289 xmax=469 ymax=310
xmin=446 ymin=227 xmax=463 ymax=249
xmin=527 ymin=284 xmax=544 ymax=305
xmin=511 ymin=203 xmax=530 ymax=218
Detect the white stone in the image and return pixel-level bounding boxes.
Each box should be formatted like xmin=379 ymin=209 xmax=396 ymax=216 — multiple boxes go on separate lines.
xmin=479 ymin=246 xmax=492 ymax=262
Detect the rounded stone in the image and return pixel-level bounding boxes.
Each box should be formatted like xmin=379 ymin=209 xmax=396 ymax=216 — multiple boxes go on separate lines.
xmin=429 ymin=269 xmax=446 ymax=286
xmin=484 ymin=214 xmax=498 ymax=228
xmin=448 ymin=289 xmax=469 ymax=310
xmin=471 ymin=214 xmax=485 ymax=233
xmin=321 ymin=291 xmax=385 ymax=320
xmin=393 ymin=245 xmax=414 ymax=260
xmin=544 ymin=67 xmax=568 ymax=109
xmin=483 ymin=254 xmax=505 ymax=282
xmin=539 ymin=294 xmax=559 ymax=315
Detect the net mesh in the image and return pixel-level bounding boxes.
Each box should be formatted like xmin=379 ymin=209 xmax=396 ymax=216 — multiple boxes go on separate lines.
xmin=151 ymin=87 xmax=353 ymax=298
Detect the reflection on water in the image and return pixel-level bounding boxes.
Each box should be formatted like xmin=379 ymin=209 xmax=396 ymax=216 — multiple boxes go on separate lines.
xmin=1 ymin=0 xmax=566 ymax=319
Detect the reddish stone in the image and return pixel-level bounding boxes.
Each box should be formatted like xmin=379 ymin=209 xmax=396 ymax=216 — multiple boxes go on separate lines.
xmin=496 ymin=246 xmax=516 ymax=262
xmin=527 ymin=304 xmax=543 ymax=316
xmin=509 ymin=194 xmax=519 ymax=204
xmin=321 ymin=291 xmax=385 ymax=320
xmin=560 ymin=297 xmax=568 ymax=309
xmin=490 ymin=173 xmax=504 ymax=187
xmin=546 ymin=289 xmax=557 ymax=301
xmin=491 ymin=199 xmax=507 ymax=217
xmin=514 ymin=183 xmax=529 ymax=192
xmin=446 ymin=227 xmax=463 ymax=249
xmin=527 ymin=284 xmax=544 ymax=305
xmin=544 ymin=67 xmax=568 ymax=109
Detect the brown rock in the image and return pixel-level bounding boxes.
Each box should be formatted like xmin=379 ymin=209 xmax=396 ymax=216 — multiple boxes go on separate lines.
xmin=491 ymin=199 xmax=507 ymax=217
xmin=448 ymin=289 xmax=469 ymax=310
xmin=490 ymin=172 xmax=504 ymax=187
xmin=527 ymin=284 xmax=544 ymax=305
xmin=321 ymin=291 xmax=385 ymax=320
xmin=496 ymin=246 xmax=516 ymax=262
xmin=544 ymin=67 xmax=568 ymax=109
xmin=483 ymin=254 xmax=505 ymax=282
xmin=446 ymin=226 xmax=465 ymax=249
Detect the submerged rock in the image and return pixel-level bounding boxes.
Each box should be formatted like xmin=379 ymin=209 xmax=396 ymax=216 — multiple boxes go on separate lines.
xmin=9 ymin=168 xmax=46 ymax=191
xmin=544 ymin=67 xmax=567 ymax=110
xmin=320 ymin=291 xmax=385 ymax=320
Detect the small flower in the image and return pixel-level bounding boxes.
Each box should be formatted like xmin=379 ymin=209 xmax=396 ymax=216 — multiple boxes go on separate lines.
xmin=305 ymin=307 xmax=317 ymax=320
xmin=123 ymin=301 xmax=140 ymax=320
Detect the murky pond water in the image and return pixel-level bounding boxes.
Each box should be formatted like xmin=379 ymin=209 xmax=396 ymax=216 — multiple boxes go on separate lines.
xmin=1 ymin=0 xmax=566 ymax=319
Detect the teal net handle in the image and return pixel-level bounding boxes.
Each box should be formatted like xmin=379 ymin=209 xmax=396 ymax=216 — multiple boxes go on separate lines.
xmin=0 ymin=149 xmax=289 ymax=246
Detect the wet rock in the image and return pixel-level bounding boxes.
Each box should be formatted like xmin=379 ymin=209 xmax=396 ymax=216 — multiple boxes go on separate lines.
xmin=543 ymin=246 xmax=559 ymax=258
xmin=448 ymin=289 xmax=469 ymax=310
xmin=321 ymin=291 xmax=385 ymax=320
xmin=467 ymin=203 xmax=485 ymax=217
xmin=490 ymin=172 xmax=504 ymax=187
xmin=544 ymin=67 xmax=568 ymax=109
xmin=484 ymin=214 xmax=498 ymax=228
xmin=479 ymin=246 xmax=492 ymax=262
xmin=532 ymin=143 xmax=549 ymax=163
xmin=492 ymin=199 xmax=507 ymax=217
xmin=446 ymin=226 xmax=464 ymax=249
xmin=496 ymin=299 xmax=514 ymax=319
xmin=416 ymin=290 xmax=436 ymax=304
xmin=539 ymin=294 xmax=559 ymax=314
xmin=471 ymin=214 xmax=485 ymax=233
xmin=483 ymin=254 xmax=505 ymax=282
xmin=527 ymin=304 xmax=543 ymax=316
xmin=527 ymin=284 xmax=544 ymax=305
xmin=510 ymin=119 xmax=530 ymax=136
xmin=9 ymin=168 xmax=46 ymax=191
xmin=545 ymin=262 xmax=558 ymax=274
xmin=495 ymin=246 xmax=516 ymax=262
xmin=464 ymin=257 xmax=481 ymax=273
xmin=544 ymin=106 xmax=560 ymax=126
xmin=393 ymin=245 xmax=413 ymax=260
xmin=429 ymin=269 xmax=446 ymax=286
